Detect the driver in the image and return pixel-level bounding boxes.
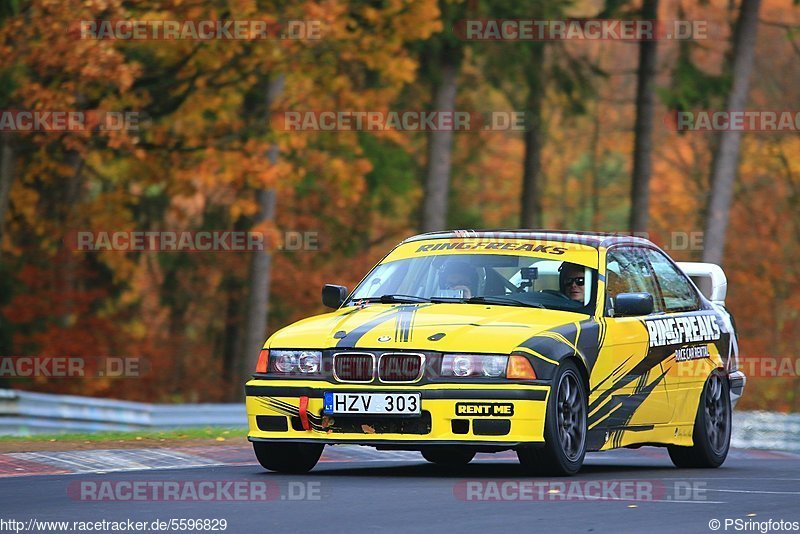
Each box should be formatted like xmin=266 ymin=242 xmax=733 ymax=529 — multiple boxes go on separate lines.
xmin=439 ymin=261 xmax=479 ymax=299
xmin=559 ymin=262 xmax=586 ymax=302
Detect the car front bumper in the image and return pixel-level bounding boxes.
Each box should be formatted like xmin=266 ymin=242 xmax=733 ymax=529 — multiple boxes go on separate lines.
xmin=245 ymin=380 xmax=549 ymax=447
xmin=729 ymin=370 xmax=746 ymax=408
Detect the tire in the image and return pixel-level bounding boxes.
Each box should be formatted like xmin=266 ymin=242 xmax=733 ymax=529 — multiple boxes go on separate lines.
xmin=668 ymin=372 xmax=731 ymax=469
xmin=517 ymin=360 xmax=587 ymax=476
xmin=252 ymin=441 xmax=324 ymax=473
xmin=421 ymin=447 xmax=476 ymax=466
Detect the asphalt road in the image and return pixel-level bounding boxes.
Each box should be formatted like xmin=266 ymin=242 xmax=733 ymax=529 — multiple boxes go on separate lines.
xmin=2 ymin=448 xmax=799 ymax=534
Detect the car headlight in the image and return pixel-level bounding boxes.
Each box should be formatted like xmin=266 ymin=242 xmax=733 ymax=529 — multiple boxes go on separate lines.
xmin=269 ymin=350 xmax=322 ymax=375
xmin=298 ymin=351 xmax=320 ymax=373
xmin=441 ymin=354 xmax=508 ymax=378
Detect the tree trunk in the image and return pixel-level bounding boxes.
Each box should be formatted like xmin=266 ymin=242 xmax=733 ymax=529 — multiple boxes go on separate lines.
xmin=589 ymin=110 xmax=602 ymax=229
xmin=240 ymin=188 xmax=276 ymax=379
xmin=60 ymin=152 xmax=84 ymax=328
xmin=703 ymin=0 xmax=761 ymax=265
xmin=421 ymin=57 xmax=459 ymax=233
xmin=237 ymin=74 xmax=283 ymax=397
xmin=220 ymin=274 xmax=242 ymax=397
xmin=629 ymin=0 xmax=659 ymax=234
xmin=0 ymin=132 xmax=15 ymax=262
xmin=520 ymin=43 xmax=545 ymax=229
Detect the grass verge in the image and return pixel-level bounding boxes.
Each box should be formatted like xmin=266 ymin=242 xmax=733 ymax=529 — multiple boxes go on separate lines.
xmin=0 ymin=427 xmax=248 ymax=453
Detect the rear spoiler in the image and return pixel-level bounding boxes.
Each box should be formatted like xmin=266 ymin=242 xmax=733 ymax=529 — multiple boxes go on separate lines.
xmin=677 ymin=262 xmax=727 ymax=306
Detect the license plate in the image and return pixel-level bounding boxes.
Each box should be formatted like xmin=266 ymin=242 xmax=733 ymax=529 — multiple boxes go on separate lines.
xmin=323 ymin=392 xmax=421 ymax=415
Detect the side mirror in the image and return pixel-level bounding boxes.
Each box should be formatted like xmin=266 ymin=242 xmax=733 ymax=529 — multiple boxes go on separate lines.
xmin=322 ymin=284 xmax=349 ymax=309
xmin=614 ymin=292 xmax=654 ymax=317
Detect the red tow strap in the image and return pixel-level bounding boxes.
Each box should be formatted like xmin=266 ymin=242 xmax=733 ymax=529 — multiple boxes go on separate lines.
xmin=298 ymin=396 xmax=310 ymax=431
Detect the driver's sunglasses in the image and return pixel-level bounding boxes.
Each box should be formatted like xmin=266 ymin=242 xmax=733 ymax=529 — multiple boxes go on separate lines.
xmin=564 ymin=277 xmax=585 ymax=287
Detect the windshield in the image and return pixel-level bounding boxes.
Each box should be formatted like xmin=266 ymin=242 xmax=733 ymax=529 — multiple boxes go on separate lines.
xmin=348 ymin=253 xmax=596 ymax=313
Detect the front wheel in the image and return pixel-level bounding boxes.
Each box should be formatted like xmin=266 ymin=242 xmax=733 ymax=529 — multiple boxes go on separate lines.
xmin=668 ymin=372 xmax=731 ymax=468
xmin=421 ymin=447 xmax=476 ymax=466
xmin=252 ymin=441 xmax=324 ymax=473
xmin=517 ymin=360 xmax=587 ymax=476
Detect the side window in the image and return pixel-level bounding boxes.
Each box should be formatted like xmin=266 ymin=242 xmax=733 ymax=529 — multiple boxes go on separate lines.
xmin=605 ymin=247 xmax=663 ymax=315
xmin=642 ymin=249 xmax=701 ymax=312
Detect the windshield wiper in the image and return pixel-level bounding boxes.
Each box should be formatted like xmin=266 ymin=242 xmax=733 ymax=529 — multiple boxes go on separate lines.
xmin=357 ymin=294 xmax=430 ymax=304
xmin=464 ymin=296 xmax=545 ymax=308
xmin=428 ymin=296 xmax=466 ymax=303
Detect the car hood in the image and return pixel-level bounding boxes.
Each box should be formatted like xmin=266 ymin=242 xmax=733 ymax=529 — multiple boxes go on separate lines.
xmin=266 ymin=303 xmax=585 ymax=354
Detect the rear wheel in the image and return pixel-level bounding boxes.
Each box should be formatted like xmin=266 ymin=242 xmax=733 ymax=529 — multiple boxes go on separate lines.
xmin=668 ymin=372 xmax=731 ymax=468
xmin=421 ymin=447 xmax=476 ymax=466
xmin=517 ymin=360 xmax=587 ymax=476
xmin=252 ymin=441 xmax=324 ymax=473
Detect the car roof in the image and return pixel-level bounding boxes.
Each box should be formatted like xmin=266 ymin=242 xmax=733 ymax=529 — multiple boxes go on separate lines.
xmin=400 ymin=229 xmax=655 ymax=249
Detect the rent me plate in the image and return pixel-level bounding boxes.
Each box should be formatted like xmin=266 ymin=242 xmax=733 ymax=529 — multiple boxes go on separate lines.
xmin=323 ymin=392 xmax=421 ymax=415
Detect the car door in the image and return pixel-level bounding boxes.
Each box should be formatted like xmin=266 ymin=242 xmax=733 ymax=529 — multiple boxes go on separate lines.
xmin=589 ymin=246 xmax=673 ymax=450
xmin=639 ymin=247 xmax=719 ymax=429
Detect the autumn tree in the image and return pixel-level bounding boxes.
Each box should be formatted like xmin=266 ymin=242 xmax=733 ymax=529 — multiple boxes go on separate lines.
xmin=420 ymin=0 xmax=464 ymax=233
xmin=703 ymin=0 xmax=762 ymax=265
xmin=629 ymin=0 xmax=659 ymax=234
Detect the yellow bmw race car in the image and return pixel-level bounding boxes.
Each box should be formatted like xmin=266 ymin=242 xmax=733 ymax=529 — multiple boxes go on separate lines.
xmin=245 ymin=230 xmax=745 ymax=475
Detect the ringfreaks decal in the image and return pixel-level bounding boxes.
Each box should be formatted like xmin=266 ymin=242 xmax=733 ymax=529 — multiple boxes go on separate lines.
xmin=415 ymin=241 xmax=568 ymax=254
xmin=646 ymin=315 xmax=720 ymax=348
